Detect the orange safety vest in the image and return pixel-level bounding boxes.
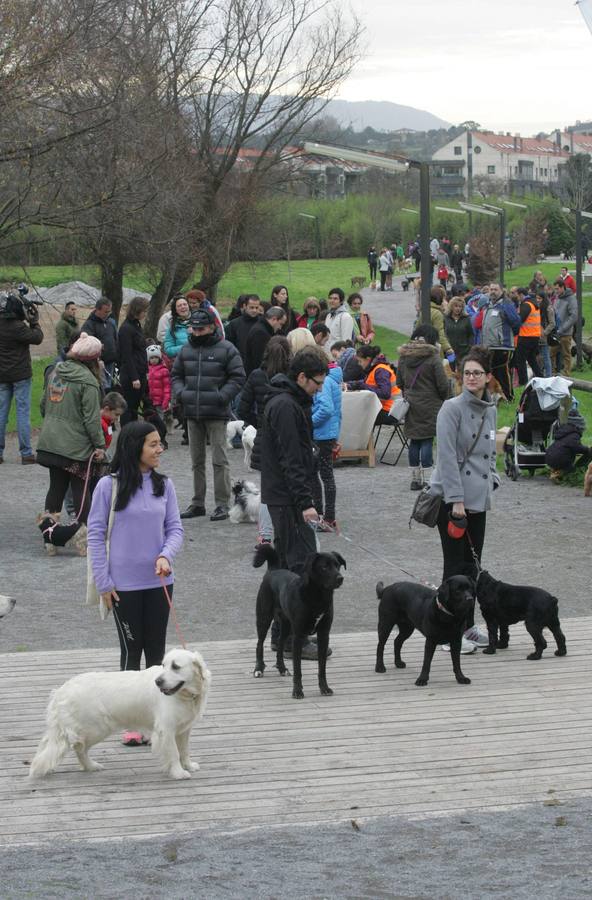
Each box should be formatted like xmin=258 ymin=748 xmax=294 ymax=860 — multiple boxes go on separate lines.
xmin=519 ymin=300 xmax=541 ymax=338
xmin=365 ymin=362 xmax=400 ymax=412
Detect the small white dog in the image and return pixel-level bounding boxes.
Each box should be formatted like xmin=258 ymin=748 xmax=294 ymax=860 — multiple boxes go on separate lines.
xmin=229 ymin=479 xmax=261 ymax=524
xmin=29 ymin=648 xmax=211 ymax=780
xmin=0 ymin=594 xmax=16 ymax=621
xmin=226 ymin=419 xmax=244 ymax=448
xmin=242 ymin=424 xmax=257 ymax=469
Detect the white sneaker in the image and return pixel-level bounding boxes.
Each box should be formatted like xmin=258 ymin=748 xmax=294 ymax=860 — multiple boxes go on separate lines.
xmin=440 ymin=637 xmax=477 ymax=654
xmin=463 ymin=626 xmax=489 ymax=647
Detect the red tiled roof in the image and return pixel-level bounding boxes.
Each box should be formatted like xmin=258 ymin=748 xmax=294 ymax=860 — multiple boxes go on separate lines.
xmin=471 ymin=131 xmax=569 ymax=157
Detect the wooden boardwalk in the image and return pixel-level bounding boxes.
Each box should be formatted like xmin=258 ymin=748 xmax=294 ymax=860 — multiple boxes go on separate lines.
xmin=1 ymin=618 xmax=591 ymax=846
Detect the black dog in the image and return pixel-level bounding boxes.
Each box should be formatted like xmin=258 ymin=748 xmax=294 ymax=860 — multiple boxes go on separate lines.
xmin=253 ymin=544 xmax=346 ymax=700
xmin=375 ymin=577 xmax=476 ymax=686
xmin=476 ymin=570 xmax=567 ymax=660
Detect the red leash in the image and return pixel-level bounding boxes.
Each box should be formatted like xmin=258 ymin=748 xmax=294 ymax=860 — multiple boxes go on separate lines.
xmin=160 ymin=574 xmax=187 ymax=649
xmin=74 ymin=454 xmax=97 ymax=523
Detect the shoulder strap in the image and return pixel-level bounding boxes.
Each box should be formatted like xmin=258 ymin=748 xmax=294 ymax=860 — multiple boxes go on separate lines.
xmin=460 ymin=412 xmax=488 ymax=469
xmin=106 ymin=476 xmax=117 ymax=556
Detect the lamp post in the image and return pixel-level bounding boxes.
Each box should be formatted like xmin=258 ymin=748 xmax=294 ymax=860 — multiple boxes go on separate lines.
xmin=561 ymin=205 xmax=592 ymax=367
xmin=303 ymin=142 xmax=432 ymax=326
xmin=298 ymin=212 xmax=321 ymax=259
xmin=459 ymin=201 xmax=504 ymax=283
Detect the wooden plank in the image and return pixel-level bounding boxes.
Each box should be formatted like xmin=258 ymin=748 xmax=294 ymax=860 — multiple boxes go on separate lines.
xmin=1 ymin=617 xmax=591 ymax=846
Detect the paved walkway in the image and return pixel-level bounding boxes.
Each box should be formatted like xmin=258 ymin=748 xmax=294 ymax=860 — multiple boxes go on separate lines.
xmin=358 ymin=274 xmax=417 ymax=337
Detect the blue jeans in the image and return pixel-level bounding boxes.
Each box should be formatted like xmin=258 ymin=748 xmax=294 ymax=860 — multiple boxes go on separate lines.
xmin=0 ymin=379 xmax=33 ymax=458
xmin=408 ymin=437 xmax=433 ymax=468
xmin=540 ymin=343 xmax=552 ymax=377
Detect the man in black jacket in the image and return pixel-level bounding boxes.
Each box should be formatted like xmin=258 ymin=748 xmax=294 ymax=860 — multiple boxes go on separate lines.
xmin=244 ymin=306 xmax=286 ymax=375
xmin=260 ymin=347 xmax=328 ymax=570
xmin=224 ymin=294 xmax=262 ymax=362
xmin=172 ymin=308 xmax=245 ymax=521
xmin=82 ymin=297 xmax=119 ymax=387
xmin=0 ymin=291 xmax=44 ymax=464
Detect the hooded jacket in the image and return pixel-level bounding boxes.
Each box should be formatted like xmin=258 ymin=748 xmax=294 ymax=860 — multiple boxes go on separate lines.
xmin=396 ymin=341 xmax=449 ymax=440
xmin=163 ymin=319 xmax=190 ymax=358
xmin=171 ymin=333 xmax=245 ymax=420
xmin=429 ymin=302 xmax=452 ymax=355
xmin=555 ymin=288 xmax=577 ymax=336
xmin=260 ymin=374 xmax=316 ymax=510
xmin=312 ymin=362 xmax=343 ymax=441
xmin=237 ymin=366 xmax=271 ymax=471
xmin=545 ymin=423 xmax=590 ymax=470
xmin=444 ymin=310 xmax=474 ymax=361
xmin=0 ymin=316 xmax=44 ymax=382
xmin=147 ymin=361 xmax=171 ymax=408
xmin=37 ymin=360 xmax=105 ymax=460
xmin=245 ymin=318 xmax=275 ymax=375
xmin=82 ymin=311 xmax=119 ymax=365
xmin=430 ymin=387 xmax=499 ymax=511
xmin=326 ymin=305 xmax=354 ymax=349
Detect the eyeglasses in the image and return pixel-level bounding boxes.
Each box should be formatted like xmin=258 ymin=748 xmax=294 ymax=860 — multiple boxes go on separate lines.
xmin=309 ymin=376 xmax=324 ymax=386
xmin=464 ymin=370 xmax=486 ymax=378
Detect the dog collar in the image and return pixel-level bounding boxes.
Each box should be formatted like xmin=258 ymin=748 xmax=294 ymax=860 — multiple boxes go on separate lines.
xmin=436 ymin=597 xmax=454 ymax=616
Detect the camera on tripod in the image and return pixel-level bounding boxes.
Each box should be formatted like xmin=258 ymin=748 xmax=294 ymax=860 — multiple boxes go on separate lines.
xmin=0 ymin=283 xmax=43 ymax=320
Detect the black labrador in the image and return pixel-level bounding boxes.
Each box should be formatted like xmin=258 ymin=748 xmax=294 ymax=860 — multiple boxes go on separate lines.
xmin=375 ymin=576 xmax=476 ymax=686
xmin=476 ymin=570 xmax=567 ymax=660
xmin=253 ymin=544 xmax=346 ymax=699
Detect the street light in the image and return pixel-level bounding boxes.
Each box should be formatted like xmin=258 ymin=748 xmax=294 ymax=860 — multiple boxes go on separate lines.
xmin=561 ymin=206 xmax=592 ymax=367
xmin=459 ymin=202 xmax=506 ymax=284
xmin=434 ymin=206 xmax=467 ymax=215
xmin=298 ymin=212 xmax=321 ymax=259
xmin=303 ymin=141 xmax=433 ymax=326
xmin=501 ymin=199 xmax=528 ymax=209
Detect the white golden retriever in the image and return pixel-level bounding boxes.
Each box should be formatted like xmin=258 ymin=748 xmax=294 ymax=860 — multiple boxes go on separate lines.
xmin=0 ymin=595 xmax=16 ymax=620
xmin=29 ymin=648 xmax=211 ymax=780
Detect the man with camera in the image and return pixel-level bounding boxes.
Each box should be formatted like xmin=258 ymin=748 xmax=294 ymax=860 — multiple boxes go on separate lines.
xmin=0 ymin=289 xmax=44 ymax=464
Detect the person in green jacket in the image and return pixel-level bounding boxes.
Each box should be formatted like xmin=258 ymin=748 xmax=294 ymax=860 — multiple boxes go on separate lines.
xmin=37 ymin=332 xmax=106 ymax=552
xmin=55 ymin=302 xmax=78 ymax=353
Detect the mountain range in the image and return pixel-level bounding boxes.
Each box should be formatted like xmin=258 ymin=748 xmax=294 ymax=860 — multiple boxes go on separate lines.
xmin=320 ymin=98 xmax=451 ymax=132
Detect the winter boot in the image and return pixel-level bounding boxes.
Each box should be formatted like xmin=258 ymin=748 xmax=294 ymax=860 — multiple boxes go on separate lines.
xmin=409 ymin=467 xmax=422 ymax=491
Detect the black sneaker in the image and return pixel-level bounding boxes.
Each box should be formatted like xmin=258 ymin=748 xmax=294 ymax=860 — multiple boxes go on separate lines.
xmin=210 ymin=506 xmax=229 ymax=521
xmin=180 ymin=505 xmax=206 ymax=519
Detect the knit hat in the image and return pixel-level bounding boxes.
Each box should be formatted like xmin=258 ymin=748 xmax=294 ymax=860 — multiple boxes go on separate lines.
xmin=146 ymin=343 xmax=162 ymax=362
xmin=68 ymin=332 xmax=102 ymax=360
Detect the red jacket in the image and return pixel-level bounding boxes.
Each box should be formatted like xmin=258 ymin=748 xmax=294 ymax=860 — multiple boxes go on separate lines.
xmin=147 ymin=362 xmax=171 ymax=408
xmin=563 ymin=274 xmax=576 ymax=293
xmin=101 ymin=415 xmax=113 ymax=449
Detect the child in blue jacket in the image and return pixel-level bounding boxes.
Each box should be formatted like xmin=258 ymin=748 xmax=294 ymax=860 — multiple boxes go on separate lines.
xmin=312 ymin=360 xmax=342 ymax=531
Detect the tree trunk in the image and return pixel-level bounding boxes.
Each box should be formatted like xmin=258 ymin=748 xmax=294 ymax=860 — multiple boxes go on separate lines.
xmin=100 ymin=259 xmax=125 ymax=323
xmin=145 ymin=256 xmax=196 ymax=338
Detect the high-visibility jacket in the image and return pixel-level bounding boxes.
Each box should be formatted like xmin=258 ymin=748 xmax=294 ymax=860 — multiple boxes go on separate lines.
xmin=519 ymin=301 xmax=541 ymax=338
xmin=365 ymin=362 xmax=400 ymax=412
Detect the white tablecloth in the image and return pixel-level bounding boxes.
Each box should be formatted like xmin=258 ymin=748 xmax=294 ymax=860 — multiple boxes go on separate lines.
xmin=339 ymin=390 xmax=382 ymax=451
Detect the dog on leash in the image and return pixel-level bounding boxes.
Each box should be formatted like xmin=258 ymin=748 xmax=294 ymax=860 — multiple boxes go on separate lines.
xmin=29 ymin=648 xmax=211 ymax=780
xmin=375 ymin=577 xmax=476 ymax=686
xmin=584 ymin=461 xmax=592 ymax=496
xmin=229 ymin=479 xmax=260 ymax=524
xmin=226 ymin=419 xmax=244 ymax=448
xmin=350 ymin=276 xmax=366 ymax=288
xmin=242 ymin=424 xmax=257 ymax=469
xmin=253 ymin=544 xmax=346 ymax=699
xmin=476 ymin=570 xmax=567 ymax=660
xmin=0 ymin=595 xmax=16 ymax=622
xmin=37 ymin=513 xmax=87 ymax=557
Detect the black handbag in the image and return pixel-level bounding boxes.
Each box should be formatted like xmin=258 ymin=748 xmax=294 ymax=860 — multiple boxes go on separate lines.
xmin=409 ymin=412 xmax=488 ymax=528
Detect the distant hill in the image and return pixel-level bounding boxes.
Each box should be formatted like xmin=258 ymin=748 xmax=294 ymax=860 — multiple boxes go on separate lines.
xmin=320 ymin=99 xmax=451 ymax=133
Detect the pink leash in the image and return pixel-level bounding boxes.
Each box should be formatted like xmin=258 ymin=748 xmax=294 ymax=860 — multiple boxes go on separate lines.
xmin=160 ymin=574 xmax=187 ymax=649
xmin=74 ymin=455 xmax=97 ymax=523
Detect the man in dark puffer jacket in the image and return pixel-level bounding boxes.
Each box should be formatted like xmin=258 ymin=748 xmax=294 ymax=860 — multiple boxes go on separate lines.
xmin=172 ymin=308 xmax=245 ymax=521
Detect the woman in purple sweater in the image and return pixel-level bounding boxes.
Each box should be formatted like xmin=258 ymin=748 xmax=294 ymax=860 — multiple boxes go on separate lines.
xmin=88 ymin=421 xmax=183 ymax=744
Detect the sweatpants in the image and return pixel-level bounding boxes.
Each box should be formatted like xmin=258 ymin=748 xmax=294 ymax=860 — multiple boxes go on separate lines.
xmin=112 ymin=585 xmax=171 ymax=670
xmin=312 ymin=439 xmax=336 ymax=521
xmin=45 ymin=466 xmax=91 ymax=523
xmin=436 ymin=504 xmax=487 ymax=629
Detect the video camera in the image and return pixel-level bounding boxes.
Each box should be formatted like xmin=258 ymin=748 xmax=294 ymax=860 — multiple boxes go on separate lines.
xmin=0 ymin=284 xmax=44 ymax=321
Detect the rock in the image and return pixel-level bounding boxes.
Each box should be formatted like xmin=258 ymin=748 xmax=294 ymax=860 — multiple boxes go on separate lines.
xmin=35 ymin=281 xmax=151 ymax=308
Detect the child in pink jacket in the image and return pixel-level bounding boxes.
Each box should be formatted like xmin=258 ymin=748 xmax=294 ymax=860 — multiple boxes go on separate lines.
xmin=146 ymin=345 xmax=171 ymax=416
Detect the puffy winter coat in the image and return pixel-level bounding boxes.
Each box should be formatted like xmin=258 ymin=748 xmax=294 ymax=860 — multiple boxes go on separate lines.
xmin=312 ymin=363 xmax=342 ymax=441
xmin=37 ymin=360 xmax=105 ymax=460
xmin=147 ymin=362 xmax=171 ymax=408
xmin=163 ymin=320 xmax=190 ymax=358
xmin=260 ymin=374 xmax=316 ymax=510
xmin=545 ymin=423 xmax=590 ymax=470
xmin=0 ymin=316 xmax=43 ymax=382
xmin=171 ymin=334 xmax=245 ymax=421
xmin=118 ymin=318 xmax=148 ymax=385
xmin=396 ymin=341 xmax=450 ymax=440
xmin=237 ymin=366 xmax=270 ymax=471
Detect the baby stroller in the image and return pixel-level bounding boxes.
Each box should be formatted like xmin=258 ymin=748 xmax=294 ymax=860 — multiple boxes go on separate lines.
xmin=504 ymin=377 xmax=572 ymax=480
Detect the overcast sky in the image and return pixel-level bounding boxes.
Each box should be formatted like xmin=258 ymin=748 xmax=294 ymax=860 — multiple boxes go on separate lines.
xmin=340 ymin=0 xmax=591 ymax=134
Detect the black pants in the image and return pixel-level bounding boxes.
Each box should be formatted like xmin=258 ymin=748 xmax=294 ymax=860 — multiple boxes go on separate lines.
xmin=490 ymin=348 xmax=514 ymax=401
xmin=369 ymin=263 xmax=377 ymax=280
xmin=515 ymin=337 xmax=542 ymax=385
xmin=45 ymin=466 xmax=91 ymax=523
xmin=436 ymin=504 xmax=486 ymax=629
xmin=112 ymin=585 xmax=171 ymax=670
xmin=313 ymin=440 xmax=336 ymax=521
xmin=268 ymin=505 xmax=317 ymax=576
xmin=120 ymin=379 xmax=147 ymax=425
xmin=379 ymin=271 xmax=387 ymax=291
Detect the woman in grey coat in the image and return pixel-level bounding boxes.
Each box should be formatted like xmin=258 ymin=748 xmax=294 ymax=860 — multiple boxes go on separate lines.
xmin=430 ymin=347 xmax=500 ymax=644
xmin=396 ymin=325 xmax=450 ymax=490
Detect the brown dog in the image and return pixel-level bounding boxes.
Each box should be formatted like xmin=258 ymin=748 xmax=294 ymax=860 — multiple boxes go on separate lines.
xmin=584 ymin=461 xmax=592 ymax=496
xmin=351 ymin=276 xmax=366 ymax=288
